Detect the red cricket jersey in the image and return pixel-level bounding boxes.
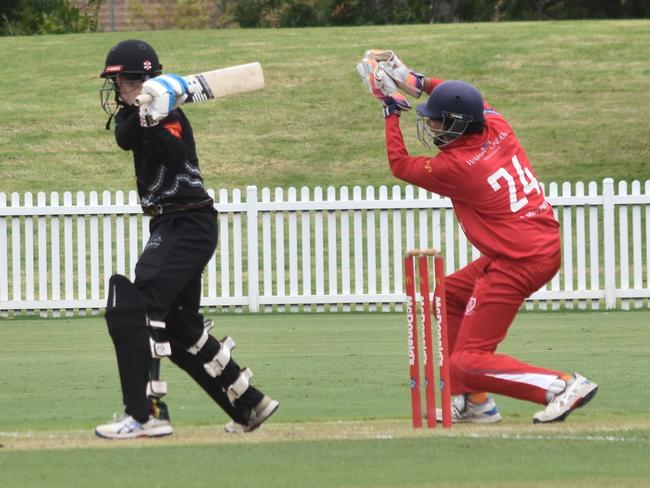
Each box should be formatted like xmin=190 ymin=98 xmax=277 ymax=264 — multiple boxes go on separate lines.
xmin=385 ymin=92 xmax=560 ymax=260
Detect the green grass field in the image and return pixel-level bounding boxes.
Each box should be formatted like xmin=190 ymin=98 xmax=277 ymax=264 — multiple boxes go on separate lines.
xmin=1 ymin=311 xmax=649 ymax=487
xmin=1 ymin=20 xmax=649 ymax=194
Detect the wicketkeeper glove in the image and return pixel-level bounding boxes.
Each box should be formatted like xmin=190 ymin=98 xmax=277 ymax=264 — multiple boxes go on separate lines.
xmin=139 ymin=74 xmax=189 ymax=126
xmin=363 ymin=49 xmax=425 ymax=98
xmin=356 ymin=57 xmax=411 ymax=118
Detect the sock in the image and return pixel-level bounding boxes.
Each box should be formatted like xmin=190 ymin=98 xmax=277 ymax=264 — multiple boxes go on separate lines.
xmin=468 ymin=392 xmax=488 ymax=404
xmin=560 ymin=372 xmax=574 ymax=382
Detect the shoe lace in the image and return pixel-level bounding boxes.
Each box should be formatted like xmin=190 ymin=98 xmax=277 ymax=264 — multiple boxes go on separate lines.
xmin=450 ymin=395 xmax=467 ymax=419
xmin=548 ymin=388 xmax=575 ymax=413
xmin=451 ymin=404 xmax=465 ymax=419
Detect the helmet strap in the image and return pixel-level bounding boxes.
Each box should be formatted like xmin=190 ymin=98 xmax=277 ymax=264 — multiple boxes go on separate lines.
xmin=105 ymin=112 xmax=115 ymax=131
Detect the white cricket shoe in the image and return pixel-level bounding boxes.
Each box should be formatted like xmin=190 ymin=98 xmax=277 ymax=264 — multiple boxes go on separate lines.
xmin=95 ymin=413 xmax=174 ymax=439
xmin=437 ymin=394 xmax=502 ymax=424
xmin=224 ymin=395 xmax=279 ymax=433
xmin=533 ymin=373 xmax=598 ymax=424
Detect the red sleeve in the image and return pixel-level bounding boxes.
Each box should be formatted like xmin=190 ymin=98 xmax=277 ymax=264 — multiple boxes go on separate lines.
xmin=423 ymin=77 xmax=444 ymax=95
xmin=384 ymin=114 xmax=460 ymax=198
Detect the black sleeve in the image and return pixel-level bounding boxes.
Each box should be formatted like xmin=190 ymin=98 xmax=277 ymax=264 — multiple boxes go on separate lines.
xmin=114 ymin=106 xmax=143 ymax=151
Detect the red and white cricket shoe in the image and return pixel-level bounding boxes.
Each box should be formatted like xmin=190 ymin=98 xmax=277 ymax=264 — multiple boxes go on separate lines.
xmin=533 ymin=373 xmax=598 ymax=424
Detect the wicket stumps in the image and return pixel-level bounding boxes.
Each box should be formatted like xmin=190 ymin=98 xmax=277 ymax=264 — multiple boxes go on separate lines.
xmin=404 ymin=249 xmax=452 ymax=428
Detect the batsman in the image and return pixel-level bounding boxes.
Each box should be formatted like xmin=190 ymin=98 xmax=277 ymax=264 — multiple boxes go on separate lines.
xmin=358 ymin=50 xmax=598 ymax=424
xmin=95 ymin=39 xmax=278 ymax=438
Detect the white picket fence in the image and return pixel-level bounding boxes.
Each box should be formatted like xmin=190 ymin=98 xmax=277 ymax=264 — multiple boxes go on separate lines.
xmin=1 ymin=178 xmax=649 ymax=316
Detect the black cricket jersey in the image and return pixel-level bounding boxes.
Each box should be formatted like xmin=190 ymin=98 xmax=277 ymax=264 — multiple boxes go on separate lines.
xmin=114 ymin=106 xmax=214 ymax=215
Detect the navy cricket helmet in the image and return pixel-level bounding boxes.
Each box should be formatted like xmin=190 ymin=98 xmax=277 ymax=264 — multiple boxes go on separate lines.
xmin=415 ymin=80 xmax=485 ymax=148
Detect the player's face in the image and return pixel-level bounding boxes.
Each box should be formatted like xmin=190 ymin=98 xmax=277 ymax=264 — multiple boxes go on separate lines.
xmin=416 ymin=116 xmax=468 ymax=148
xmin=116 ymin=76 xmax=143 ymax=105
xmin=416 ymin=117 xmax=445 ymax=148
xmin=425 ymin=119 xmax=443 ymax=131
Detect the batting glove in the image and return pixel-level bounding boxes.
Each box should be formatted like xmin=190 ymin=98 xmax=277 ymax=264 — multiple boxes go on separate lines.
xmin=140 ymin=74 xmax=189 ymax=123
xmin=357 ymin=58 xmax=411 ymax=118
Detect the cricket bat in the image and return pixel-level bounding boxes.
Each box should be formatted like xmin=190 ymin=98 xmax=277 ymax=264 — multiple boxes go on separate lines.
xmin=134 ymin=62 xmax=264 ymax=106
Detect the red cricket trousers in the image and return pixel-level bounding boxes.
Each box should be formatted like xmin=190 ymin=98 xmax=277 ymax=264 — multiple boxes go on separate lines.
xmin=435 ymin=250 xmax=564 ymax=405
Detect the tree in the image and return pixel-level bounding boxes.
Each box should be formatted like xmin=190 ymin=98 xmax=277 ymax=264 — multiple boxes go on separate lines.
xmin=1 ymin=0 xmax=103 ymax=35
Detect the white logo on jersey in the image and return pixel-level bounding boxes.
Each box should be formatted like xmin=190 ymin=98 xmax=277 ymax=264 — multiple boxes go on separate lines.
xmin=465 ymin=297 xmax=477 ymax=315
xmin=466 ymin=131 xmax=509 ymax=167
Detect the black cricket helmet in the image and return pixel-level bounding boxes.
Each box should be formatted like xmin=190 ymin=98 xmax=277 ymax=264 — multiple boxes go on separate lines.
xmin=415 ymin=80 xmax=485 ymax=148
xmin=100 ymin=39 xmax=162 ymax=80
xmin=100 ymin=39 xmax=163 ymax=122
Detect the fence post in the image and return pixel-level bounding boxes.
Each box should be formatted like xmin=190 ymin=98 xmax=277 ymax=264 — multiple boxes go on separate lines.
xmin=0 ymin=193 xmax=8 ymax=316
xmin=602 ymin=178 xmax=616 ymax=309
xmin=11 ymin=193 xmax=21 ymax=304
xmin=246 ymin=186 xmax=260 ymax=313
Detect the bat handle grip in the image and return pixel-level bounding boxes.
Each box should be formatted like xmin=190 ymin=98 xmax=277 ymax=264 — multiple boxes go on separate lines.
xmin=134 ymin=93 xmax=153 ymax=107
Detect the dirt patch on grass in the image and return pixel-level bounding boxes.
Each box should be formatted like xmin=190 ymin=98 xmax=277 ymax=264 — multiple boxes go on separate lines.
xmin=2 ymin=417 xmax=649 ymax=451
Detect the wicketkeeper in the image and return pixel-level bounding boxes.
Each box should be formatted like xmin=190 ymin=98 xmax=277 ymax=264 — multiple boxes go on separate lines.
xmin=357 ymin=50 xmax=598 ymax=424
xmin=95 ymin=39 xmax=278 ymax=438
